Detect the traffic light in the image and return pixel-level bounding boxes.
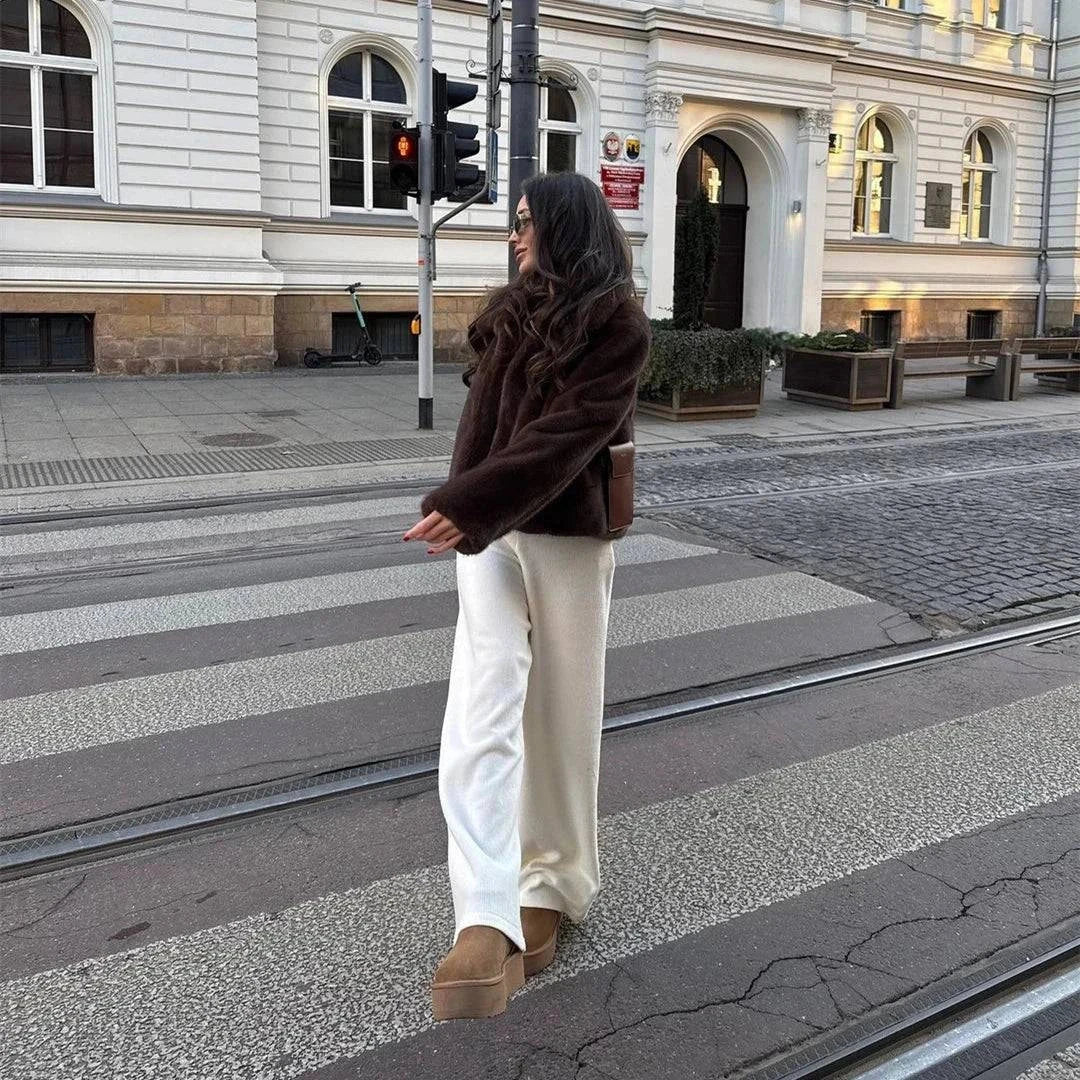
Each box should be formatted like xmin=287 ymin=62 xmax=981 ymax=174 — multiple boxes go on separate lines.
xmin=389 ymin=122 xmax=420 ymax=197
xmin=432 ymin=69 xmax=482 ymax=201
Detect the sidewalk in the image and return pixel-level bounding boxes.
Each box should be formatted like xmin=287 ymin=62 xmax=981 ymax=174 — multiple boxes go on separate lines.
xmin=4 ymin=362 xmax=1080 ymax=464
xmin=2 ymin=363 xmax=1079 ymax=515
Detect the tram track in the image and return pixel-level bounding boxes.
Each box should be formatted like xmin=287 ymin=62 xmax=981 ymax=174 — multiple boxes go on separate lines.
xmin=3 ymin=606 xmax=1079 ymax=881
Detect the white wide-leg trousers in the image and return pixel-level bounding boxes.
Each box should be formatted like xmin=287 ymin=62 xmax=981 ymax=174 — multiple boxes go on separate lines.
xmin=438 ymin=530 xmax=616 ymax=953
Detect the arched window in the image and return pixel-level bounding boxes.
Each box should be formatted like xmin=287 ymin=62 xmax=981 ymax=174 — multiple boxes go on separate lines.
xmin=852 ymin=115 xmax=897 ymax=235
xmin=327 ymin=49 xmax=409 ymax=211
xmin=961 ymin=129 xmax=995 ymax=240
xmin=539 ymin=76 xmax=580 ymax=173
xmin=0 ymin=0 xmax=95 ymax=190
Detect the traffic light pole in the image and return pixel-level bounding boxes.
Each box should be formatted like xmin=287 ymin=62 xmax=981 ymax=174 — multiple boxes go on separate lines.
xmin=507 ymin=0 xmax=539 ymax=277
xmin=417 ymin=0 xmax=435 ymax=430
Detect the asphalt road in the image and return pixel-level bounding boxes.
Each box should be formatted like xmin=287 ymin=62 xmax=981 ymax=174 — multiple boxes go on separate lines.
xmin=3 ymin=420 xmax=1080 ymax=1079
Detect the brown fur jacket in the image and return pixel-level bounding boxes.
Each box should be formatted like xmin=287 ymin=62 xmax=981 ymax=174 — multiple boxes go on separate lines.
xmin=420 ymin=295 xmax=651 ymax=556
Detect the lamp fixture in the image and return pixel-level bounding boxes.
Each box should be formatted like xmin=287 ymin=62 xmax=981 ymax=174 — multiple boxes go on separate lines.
xmin=828 ymin=132 xmax=843 ymax=154
xmin=792 ymin=199 xmax=803 ymax=215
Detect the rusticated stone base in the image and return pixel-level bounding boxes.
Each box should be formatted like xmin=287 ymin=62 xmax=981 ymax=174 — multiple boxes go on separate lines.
xmin=820 ymin=296 xmax=1051 ymax=342
xmin=274 ymin=291 xmax=483 ymax=367
xmin=0 ymin=292 xmax=277 ymax=374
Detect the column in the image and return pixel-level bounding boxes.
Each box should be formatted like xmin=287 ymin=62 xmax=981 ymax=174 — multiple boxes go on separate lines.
xmin=792 ymin=107 xmax=831 ymax=333
xmin=641 ymin=90 xmax=682 ymax=319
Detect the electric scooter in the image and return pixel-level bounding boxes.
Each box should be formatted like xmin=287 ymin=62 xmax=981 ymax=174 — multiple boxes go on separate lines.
xmin=303 ymin=281 xmax=383 ymax=368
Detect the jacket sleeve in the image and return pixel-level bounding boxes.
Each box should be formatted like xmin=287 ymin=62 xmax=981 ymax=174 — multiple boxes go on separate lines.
xmin=420 ymin=312 xmax=649 ymax=553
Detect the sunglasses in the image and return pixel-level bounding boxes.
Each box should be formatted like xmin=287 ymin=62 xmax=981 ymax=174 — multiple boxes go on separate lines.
xmin=511 ymin=212 xmax=533 ymax=234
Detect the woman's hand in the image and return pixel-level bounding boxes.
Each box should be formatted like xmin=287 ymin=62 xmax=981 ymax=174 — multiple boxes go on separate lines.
xmin=403 ymin=511 xmax=465 ymax=555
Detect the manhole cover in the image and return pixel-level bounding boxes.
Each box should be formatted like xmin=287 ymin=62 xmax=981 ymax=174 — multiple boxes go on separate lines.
xmin=253 ymin=409 xmax=300 ymax=419
xmin=199 ymin=433 xmax=281 ymax=448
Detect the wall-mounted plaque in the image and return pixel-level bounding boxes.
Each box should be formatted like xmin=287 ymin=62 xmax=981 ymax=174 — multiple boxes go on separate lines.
xmin=925 ymin=182 xmax=952 ymax=229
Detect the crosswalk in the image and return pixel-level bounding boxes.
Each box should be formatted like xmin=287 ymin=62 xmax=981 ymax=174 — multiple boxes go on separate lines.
xmin=4 ymin=491 xmax=1079 ymax=1079
xmin=1 ymin=494 xmax=907 ymax=821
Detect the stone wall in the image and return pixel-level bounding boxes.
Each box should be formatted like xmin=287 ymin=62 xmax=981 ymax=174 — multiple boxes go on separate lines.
xmin=0 ymin=292 xmax=277 ymax=375
xmin=820 ymin=296 xmax=1051 ymax=342
xmin=274 ymin=292 xmax=483 ymax=367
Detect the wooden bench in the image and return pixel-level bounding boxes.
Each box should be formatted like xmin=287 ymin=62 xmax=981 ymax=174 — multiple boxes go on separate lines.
xmin=1009 ymin=337 xmax=1080 ymax=395
xmin=887 ymin=339 xmax=1013 ymax=409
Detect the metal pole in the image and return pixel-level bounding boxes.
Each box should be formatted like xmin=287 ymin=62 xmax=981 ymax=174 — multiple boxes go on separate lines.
xmin=417 ymin=0 xmax=434 ymax=429
xmin=507 ymin=0 xmax=539 ymax=277
xmin=1035 ymin=0 xmax=1060 ymax=336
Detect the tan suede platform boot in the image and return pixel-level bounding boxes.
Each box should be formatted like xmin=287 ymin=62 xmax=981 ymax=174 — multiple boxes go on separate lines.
xmin=521 ymin=907 xmax=562 ymax=977
xmin=431 ymin=925 xmax=524 ymax=1020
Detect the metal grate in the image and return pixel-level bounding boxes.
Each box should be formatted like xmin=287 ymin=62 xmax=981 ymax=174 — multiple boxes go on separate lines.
xmin=0 ymin=435 xmax=457 ymax=490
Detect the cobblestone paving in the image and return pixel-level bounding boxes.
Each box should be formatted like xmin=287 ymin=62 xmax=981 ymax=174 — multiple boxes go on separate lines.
xmin=638 ymin=423 xmax=1080 ymax=631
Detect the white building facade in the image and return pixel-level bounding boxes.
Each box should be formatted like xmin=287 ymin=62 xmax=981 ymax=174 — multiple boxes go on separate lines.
xmin=1 ymin=0 xmax=1078 ymax=374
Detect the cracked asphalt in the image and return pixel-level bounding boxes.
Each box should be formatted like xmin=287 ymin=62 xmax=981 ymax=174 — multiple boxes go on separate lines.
xmin=3 ymin=633 xmax=1080 ymax=1079
xmin=637 ymin=419 xmax=1080 ymax=631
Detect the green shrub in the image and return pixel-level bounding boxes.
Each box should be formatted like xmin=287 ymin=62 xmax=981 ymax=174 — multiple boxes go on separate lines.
xmin=789 ymin=328 xmax=875 ymax=352
xmin=1045 ymin=326 xmax=1079 ymax=338
xmin=640 ymin=326 xmax=769 ymax=394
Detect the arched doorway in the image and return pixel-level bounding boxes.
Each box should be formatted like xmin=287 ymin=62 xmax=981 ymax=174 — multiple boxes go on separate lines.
xmin=676 ymin=135 xmax=748 ymax=329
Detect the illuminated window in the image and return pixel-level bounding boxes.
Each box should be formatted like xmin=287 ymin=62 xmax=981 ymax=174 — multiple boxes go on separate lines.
xmin=852 ymin=116 xmax=897 ymax=235
xmin=960 ymin=130 xmax=995 ymax=240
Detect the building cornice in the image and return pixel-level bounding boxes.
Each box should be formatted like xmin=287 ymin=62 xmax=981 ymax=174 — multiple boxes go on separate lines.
xmin=826 ymin=240 xmax=1041 ymax=257
xmin=836 ymin=54 xmax=1051 ymax=98
xmin=0 ymin=203 xmax=271 ymax=228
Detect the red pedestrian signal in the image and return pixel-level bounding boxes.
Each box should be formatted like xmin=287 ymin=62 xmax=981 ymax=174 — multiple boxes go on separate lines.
xmin=389 ymin=122 xmax=420 ymax=197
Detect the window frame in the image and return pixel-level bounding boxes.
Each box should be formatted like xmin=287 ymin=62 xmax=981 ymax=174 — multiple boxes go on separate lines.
xmin=966 ymin=309 xmax=1000 ymax=341
xmin=852 ymin=115 xmax=899 ymax=238
xmin=538 ymin=74 xmax=582 ymax=175
xmin=974 ymin=0 xmax=1006 ymax=30
xmin=960 ymin=129 xmax=997 ymax=242
xmin=860 ymin=310 xmax=900 ymax=348
xmin=326 ymin=48 xmax=412 ymax=216
xmin=0 ymin=0 xmax=99 ymax=195
xmin=0 ymin=311 xmax=94 ymax=372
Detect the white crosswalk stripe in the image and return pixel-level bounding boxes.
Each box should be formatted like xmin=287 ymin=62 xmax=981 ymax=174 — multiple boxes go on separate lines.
xmin=1 ymin=572 xmax=869 ymax=764
xmin=0 ymin=495 xmax=421 ymax=557
xmin=3 ymin=682 xmax=1078 ymax=1080
xmin=0 ymin=534 xmax=717 ymax=653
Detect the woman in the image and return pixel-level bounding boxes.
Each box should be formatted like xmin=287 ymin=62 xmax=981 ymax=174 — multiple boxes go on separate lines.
xmin=403 ymin=171 xmax=651 ymax=1021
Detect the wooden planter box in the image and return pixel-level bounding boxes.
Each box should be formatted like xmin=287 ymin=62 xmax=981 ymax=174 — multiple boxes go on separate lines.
xmin=637 ymin=378 xmax=764 ymax=421
xmin=782 ymin=347 xmax=893 ymax=410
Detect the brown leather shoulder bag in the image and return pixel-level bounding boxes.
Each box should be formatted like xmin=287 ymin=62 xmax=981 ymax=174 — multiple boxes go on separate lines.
xmin=606 ymin=441 xmax=635 ymax=532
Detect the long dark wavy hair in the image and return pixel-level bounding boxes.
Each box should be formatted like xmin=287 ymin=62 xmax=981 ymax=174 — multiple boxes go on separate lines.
xmin=464 ymin=171 xmax=636 ymax=389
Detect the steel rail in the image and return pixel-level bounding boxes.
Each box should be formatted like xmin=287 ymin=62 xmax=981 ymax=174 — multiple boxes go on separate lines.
xmin=767 ymin=937 xmax=1080 ymax=1080
xmin=3 ymin=606 xmax=1079 ymax=879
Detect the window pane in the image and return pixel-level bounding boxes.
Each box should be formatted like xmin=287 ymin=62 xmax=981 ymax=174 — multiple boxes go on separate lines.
xmin=43 ymin=70 xmax=94 ymax=131
xmin=853 ymin=162 xmax=867 ymax=232
xmin=961 ymin=170 xmax=971 ymax=237
xmin=328 ymin=109 xmax=365 ymax=160
xmin=976 ymin=131 xmax=992 ymax=163
xmin=45 ymin=129 xmax=94 ymax=186
xmin=0 ymin=64 xmax=31 ymax=127
xmin=329 ymin=52 xmax=365 ymax=99
xmin=371 ymin=113 xmax=407 ymax=209
xmin=1 ymin=316 xmax=40 ymax=370
xmin=371 ymin=56 xmax=406 ymax=105
xmin=873 ymin=117 xmax=893 ymax=154
xmin=974 ymin=171 xmax=991 ymax=238
xmin=0 ymin=0 xmax=29 ymax=51
xmin=40 ymin=0 xmax=91 ymax=58
xmin=546 ymin=131 xmax=575 ymax=174
xmin=857 ymin=121 xmax=870 ymax=152
xmin=330 ymin=158 xmax=365 ymax=207
xmin=45 ymin=315 xmax=91 ymax=364
xmin=546 ymin=82 xmax=576 ymax=123
xmin=0 ymin=123 xmax=32 ymax=183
